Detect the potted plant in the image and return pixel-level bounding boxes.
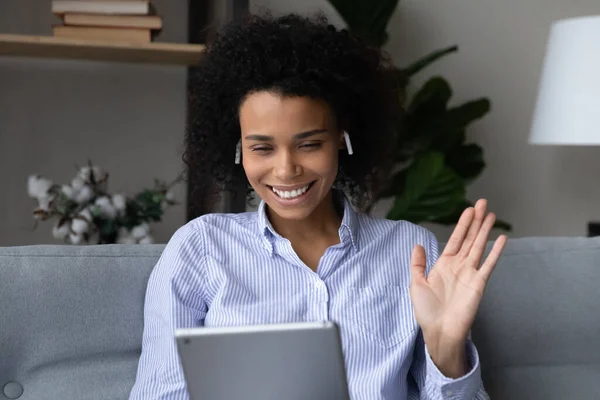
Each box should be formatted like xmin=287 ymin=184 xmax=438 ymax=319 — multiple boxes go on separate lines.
xmin=27 ymin=161 xmax=182 ymax=244
xmin=328 ymin=0 xmax=510 ymax=230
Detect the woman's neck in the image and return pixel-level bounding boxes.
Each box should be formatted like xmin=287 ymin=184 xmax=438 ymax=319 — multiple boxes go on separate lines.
xmin=267 ymin=190 xmax=343 ymax=241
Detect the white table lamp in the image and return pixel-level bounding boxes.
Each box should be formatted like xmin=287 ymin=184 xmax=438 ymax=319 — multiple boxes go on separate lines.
xmin=530 ymin=15 xmax=600 ymax=145
xmin=530 ymin=15 xmax=600 ymax=236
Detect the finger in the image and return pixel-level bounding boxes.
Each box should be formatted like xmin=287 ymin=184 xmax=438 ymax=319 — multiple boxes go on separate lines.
xmin=410 ymin=244 xmax=428 ymax=286
xmin=469 ymin=212 xmax=496 ymax=264
xmin=442 ymin=207 xmax=475 ymax=255
xmin=478 ymin=234 xmax=508 ymax=282
xmin=459 ymin=199 xmax=487 ymax=255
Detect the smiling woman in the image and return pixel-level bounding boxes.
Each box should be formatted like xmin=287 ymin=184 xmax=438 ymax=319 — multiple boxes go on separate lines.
xmin=129 ymin=11 xmax=507 ymax=400
xmin=239 ymin=93 xmax=343 ymax=226
xmin=184 ymin=13 xmax=400 ymax=214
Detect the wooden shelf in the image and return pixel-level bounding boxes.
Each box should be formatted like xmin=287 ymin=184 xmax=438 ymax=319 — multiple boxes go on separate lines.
xmin=0 ymin=34 xmax=205 ymax=65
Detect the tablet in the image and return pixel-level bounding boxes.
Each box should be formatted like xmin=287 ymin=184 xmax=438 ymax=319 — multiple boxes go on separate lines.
xmin=175 ymin=321 xmax=350 ymax=400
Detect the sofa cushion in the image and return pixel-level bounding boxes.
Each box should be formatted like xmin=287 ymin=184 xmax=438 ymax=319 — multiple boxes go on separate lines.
xmin=0 ymin=244 xmax=164 ymax=400
xmin=2 ymin=237 xmax=600 ymax=399
xmin=471 ymin=236 xmax=600 ymax=399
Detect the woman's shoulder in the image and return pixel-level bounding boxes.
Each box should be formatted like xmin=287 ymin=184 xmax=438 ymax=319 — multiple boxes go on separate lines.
xmin=161 ymin=210 xmax=262 ymax=257
xmin=187 ymin=210 xmax=259 ymax=230
xmin=356 ymin=212 xmax=438 ymax=250
xmin=358 ymin=212 xmax=433 ymax=236
xmin=171 ymin=210 xmax=263 ymax=247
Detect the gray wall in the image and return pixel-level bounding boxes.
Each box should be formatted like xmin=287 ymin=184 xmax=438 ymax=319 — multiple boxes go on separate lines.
xmin=0 ymin=0 xmax=189 ymax=245
xmin=251 ymin=0 xmax=600 ymax=241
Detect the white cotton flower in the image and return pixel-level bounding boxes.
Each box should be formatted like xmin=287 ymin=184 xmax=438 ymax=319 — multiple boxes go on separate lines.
xmin=112 ymin=194 xmax=126 ymax=213
xmin=52 ymin=221 xmax=70 ymax=239
xmin=116 ymin=228 xmax=136 ymax=244
xmin=79 ymin=165 xmax=107 ymax=184
xmin=32 ymin=208 xmax=50 ymax=220
xmin=165 ymin=190 xmax=175 ymax=202
xmin=61 ymin=184 xmax=76 ymax=200
xmin=78 ymin=166 xmax=93 ymax=182
xmin=161 ymin=190 xmax=176 ymax=211
xmin=69 ymin=232 xmax=85 ymax=245
xmin=94 ymin=196 xmax=110 ymax=208
xmin=37 ymin=195 xmax=54 ymax=210
xmin=117 ymin=236 xmax=137 ymax=244
xmin=71 ymin=208 xmax=93 ymax=235
xmin=94 ymin=196 xmax=117 ymax=219
xmin=67 ymin=177 xmax=95 ymax=204
xmin=27 ymin=175 xmax=38 ymax=197
xmin=71 ymin=218 xmax=89 ymax=234
xmin=131 ymin=222 xmax=150 ymax=240
xmin=74 ymin=185 xmax=93 ymax=204
xmin=28 ymin=175 xmax=53 ymax=198
xmin=138 ymin=235 xmax=154 ymax=245
xmin=71 ymin=176 xmax=85 ymax=191
xmin=78 ymin=208 xmax=93 ymax=221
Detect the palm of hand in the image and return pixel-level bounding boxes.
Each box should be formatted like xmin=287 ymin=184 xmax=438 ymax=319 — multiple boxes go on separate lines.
xmin=409 ymin=199 xmax=507 ymax=343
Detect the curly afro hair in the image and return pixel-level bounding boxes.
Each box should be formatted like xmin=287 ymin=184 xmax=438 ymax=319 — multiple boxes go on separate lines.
xmin=184 ymin=12 xmax=401 ymax=213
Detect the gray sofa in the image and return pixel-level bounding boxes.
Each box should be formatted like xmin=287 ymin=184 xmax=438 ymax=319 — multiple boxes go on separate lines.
xmin=1 ymin=237 xmax=599 ymax=399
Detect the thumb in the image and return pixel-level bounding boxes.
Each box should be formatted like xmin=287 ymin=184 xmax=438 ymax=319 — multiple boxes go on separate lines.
xmin=410 ymin=244 xmax=427 ymax=286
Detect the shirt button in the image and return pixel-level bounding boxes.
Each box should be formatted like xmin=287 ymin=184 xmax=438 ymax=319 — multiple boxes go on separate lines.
xmin=315 ymin=281 xmax=325 ymax=289
xmin=445 ymin=390 xmax=454 ymax=396
xmin=3 ymin=382 xmax=24 ymax=399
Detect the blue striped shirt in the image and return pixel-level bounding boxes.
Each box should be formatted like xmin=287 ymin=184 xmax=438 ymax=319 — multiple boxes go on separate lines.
xmin=130 ymin=196 xmax=488 ymax=399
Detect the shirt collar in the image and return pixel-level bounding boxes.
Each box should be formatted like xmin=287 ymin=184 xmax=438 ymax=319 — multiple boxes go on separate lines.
xmin=338 ymin=193 xmax=360 ymax=253
xmin=257 ymin=191 xmax=360 ymax=256
xmin=258 ymin=200 xmax=278 ymax=255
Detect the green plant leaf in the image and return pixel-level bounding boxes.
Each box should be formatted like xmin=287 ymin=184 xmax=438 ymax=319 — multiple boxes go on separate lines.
xmin=402 ymin=45 xmax=458 ymax=77
xmin=386 ymin=152 xmax=466 ymax=222
xmin=445 ymin=99 xmax=490 ymax=131
xmin=378 ymin=168 xmax=407 ymax=198
xmin=397 ymin=77 xmax=453 ymax=154
xmin=430 ymin=199 xmax=512 ymax=231
xmin=121 ymin=200 xmax=144 ymax=229
xmin=133 ymin=190 xmax=164 ymax=222
xmin=396 ymin=116 xmax=444 ymax=160
xmin=408 ymin=76 xmax=452 ymax=115
xmin=427 ymin=199 xmax=469 ymax=225
xmin=419 ymin=99 xmax=490 ymax=156
xmin=493 ymin=219 xmax=512 ymax=231
xmin=328 ymin=0 xmax=399 ymax=47
xmin=446 ymin=144 xmax=485 ymax=182
xmin=96 ymin=218 xmax=117 ymax=240
xmin=388 ymin=67 xmax=410 ymax=92
xmin=429 ymin=129 xmax=465 ymax=155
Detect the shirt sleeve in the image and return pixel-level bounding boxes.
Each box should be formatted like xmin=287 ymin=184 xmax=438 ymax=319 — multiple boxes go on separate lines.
xmin=407 ymin=230 xmax=489 ymax=400
xmin=129 ymin=221 xmax=208 ymax=400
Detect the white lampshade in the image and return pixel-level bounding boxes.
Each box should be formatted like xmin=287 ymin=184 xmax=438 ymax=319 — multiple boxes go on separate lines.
xmin=530 ymin=15 xmax=600 ymax=145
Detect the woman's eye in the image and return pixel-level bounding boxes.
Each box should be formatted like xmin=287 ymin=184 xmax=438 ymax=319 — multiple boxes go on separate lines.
xmin=251 ymin=147 xmax=272 ymax=153
xmin=300 ymin=143 xmax=322 ymax=149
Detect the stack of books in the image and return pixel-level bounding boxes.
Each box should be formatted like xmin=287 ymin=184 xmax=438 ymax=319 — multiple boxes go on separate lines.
xmin=51 ymin=0 xmax=162 ymax=44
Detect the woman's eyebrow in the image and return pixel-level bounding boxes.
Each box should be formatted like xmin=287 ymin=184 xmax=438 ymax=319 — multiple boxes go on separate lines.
xmin=244 ymin=129 xmax=328 ymax=141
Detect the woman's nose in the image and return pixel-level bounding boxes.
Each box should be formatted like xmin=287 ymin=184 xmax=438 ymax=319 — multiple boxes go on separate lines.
xmin=273 ymin=150 xmax=301 ymax=180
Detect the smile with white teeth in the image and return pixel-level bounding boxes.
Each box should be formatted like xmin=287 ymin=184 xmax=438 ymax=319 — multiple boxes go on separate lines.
xmin=271 ymin=183 xmax=311 ymax=199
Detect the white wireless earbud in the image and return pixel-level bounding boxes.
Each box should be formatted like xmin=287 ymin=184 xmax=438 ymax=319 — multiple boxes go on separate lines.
xmin=343 ymin=131 xmax=354 ymax=155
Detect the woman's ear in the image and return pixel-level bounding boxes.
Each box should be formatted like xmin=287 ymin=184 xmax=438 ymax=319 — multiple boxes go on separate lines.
xmin=339 ymin=131 xmax=346 ymax=150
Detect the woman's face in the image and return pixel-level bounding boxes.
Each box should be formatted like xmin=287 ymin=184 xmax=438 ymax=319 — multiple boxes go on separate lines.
xmin=239 ymin=91 xmax=343 ymax=221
